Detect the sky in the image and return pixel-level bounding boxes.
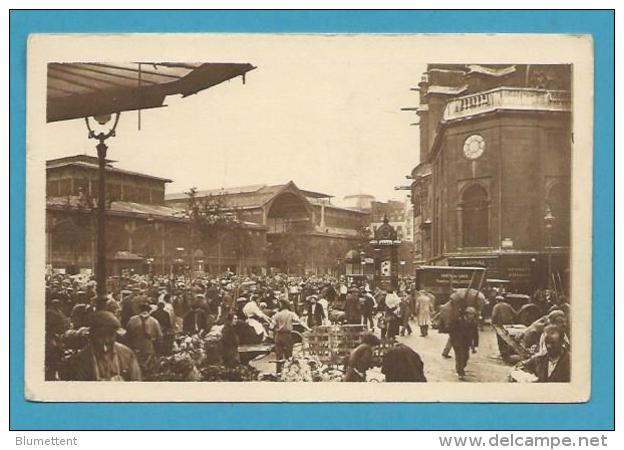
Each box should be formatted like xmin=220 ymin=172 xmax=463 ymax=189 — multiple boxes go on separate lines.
xmin=44 ymin=35 xmax=425 ymax=203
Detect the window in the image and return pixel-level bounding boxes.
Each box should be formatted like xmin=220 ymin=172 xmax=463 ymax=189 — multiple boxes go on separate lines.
xmin=107 ymin=183 xmax=122 ymax=202
xmin=461 ymin=185 xmax=489 ymax=247
xmin=46 ymin=180 xmax=60 ymax=197
xmin=546 ymin=183 xmax=570 ymax=247
xmin=59 ymin=179 xmax=72 ymax=196
xmin=74 ymin=178 xmax=89 ymax=195
xmin=434 ymin=196 xmax=440 ymax=255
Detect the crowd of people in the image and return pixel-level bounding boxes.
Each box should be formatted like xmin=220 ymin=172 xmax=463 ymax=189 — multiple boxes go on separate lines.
xmin=44 ymin=269 xmax=571 ymax=383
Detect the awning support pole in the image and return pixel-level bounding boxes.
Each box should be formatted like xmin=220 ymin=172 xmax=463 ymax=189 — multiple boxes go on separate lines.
xmin=85 ymin=112 xmax=120 ymax=310
xmin=95 ymin=140 xmax=108 ymax=310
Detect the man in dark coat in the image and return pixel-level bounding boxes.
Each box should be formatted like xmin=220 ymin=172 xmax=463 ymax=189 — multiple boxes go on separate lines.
xmin=151 ymin=301 xmax=172 ymax=332
xmin=344 ymin=288 xmax=362 ymax=325
xmin=399 ymin=296 xmax=413 ymax=336
xmin=359 ymin=293 xmax=375 ymax=330
xmin=306 ymin=296 xmax=325 ymax=327
xmin=381 ymin=344 xmax=427 ymax=382
xmin=151 ymin=301 xmax=174 ymax=355
xmin=220 ymin=313 xmax=240 ymax=367
xmin=183 ymin=302 xmax=208 ymax=335
xmin=518 ymin=325 xmax=570 ymax=382
xmin=448 ymin=306 xmax=479 ymax=380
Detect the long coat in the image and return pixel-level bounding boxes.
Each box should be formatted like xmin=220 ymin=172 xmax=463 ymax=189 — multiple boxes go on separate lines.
xmin=414 ymin=292 xmax=435 ymax=327
xmin=344 ymin=293 xmax=361 ymax=324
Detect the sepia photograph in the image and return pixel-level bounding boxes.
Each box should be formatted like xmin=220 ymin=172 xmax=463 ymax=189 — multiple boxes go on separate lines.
xmin=24 ymin=34 xmax=593 ymax=402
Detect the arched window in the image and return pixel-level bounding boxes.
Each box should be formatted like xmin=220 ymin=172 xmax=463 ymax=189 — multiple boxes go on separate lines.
xmin=461 ymin=185 xmax=489 ymax=248
xmin=546 ymin=183 xmax=570 ymax=247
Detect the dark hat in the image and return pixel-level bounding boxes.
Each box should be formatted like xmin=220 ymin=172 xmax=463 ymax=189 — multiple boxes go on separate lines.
xmin=89 ymin=311 xmax=121 ymax=332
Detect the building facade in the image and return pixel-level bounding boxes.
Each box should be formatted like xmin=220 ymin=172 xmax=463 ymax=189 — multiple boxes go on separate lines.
xmin=46 ymin=155 xmax=266 ymax=276
xmin=407 ymin=64 xmax=572 ymax=293
xmin=166 ymin=181 xmax=371 ymax=275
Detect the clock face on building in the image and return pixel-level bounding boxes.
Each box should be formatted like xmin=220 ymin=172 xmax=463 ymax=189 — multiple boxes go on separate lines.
xmin=463 ymin=134 xmax=485 ymax=160
xmin=379 ymin=227 xmax=393 ymax=240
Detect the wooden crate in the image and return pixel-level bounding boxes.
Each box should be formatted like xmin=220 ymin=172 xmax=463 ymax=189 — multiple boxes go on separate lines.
xmin=303 ymin=325 xmax=365 ymax=364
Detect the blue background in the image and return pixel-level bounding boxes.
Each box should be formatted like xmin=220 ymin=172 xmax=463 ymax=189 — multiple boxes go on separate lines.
xmin=9 ymin=10 xmax=614 ymax=430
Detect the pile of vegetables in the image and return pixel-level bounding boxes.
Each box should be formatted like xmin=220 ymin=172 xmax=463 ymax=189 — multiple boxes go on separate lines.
xmin=146 ymin=352 xmax=201 ymax=381
xmin=200 ymin=364 xmax=259 ymax=382
xmin=144 ymin=332 xmax=260 ymax=382
xmin=279 ymin=355 xmax=344 ymax=382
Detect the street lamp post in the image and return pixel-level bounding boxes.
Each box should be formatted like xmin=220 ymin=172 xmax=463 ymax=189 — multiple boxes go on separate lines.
xmin=544 ymin=207 xmax=555 ymax=290
xmin=85 ymin=113 xmax=120 ymax=310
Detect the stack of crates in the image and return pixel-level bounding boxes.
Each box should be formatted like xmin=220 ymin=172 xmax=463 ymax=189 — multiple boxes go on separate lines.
xmin=303 ymin=326 xmax=334 ymax=362
xmin=331 ymin=325 xmax=365 ymax=364
xmin=303 ymin=324 xmax=365 ymax=365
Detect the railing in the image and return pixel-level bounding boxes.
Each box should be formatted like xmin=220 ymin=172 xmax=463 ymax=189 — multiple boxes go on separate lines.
xmin=443 ymin=87 xmax=571 ymax=122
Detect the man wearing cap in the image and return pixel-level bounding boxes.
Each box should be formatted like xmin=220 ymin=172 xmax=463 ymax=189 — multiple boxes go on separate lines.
xmin=448 ymin=306 xmax=479 ymax=380
xmin=69 ymin=311 xmax=142 ymax=381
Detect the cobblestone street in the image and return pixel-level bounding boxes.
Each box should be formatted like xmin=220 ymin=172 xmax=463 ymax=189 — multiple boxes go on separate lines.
xmin=250 ymin=320 xmax=514 ymax=382
xmin=394 ymin=322 xmax=512 ymax=382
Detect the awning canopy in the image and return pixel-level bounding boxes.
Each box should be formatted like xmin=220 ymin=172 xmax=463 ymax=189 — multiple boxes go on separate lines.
xmin=47 ymin=62 xmax=256 ymax=123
